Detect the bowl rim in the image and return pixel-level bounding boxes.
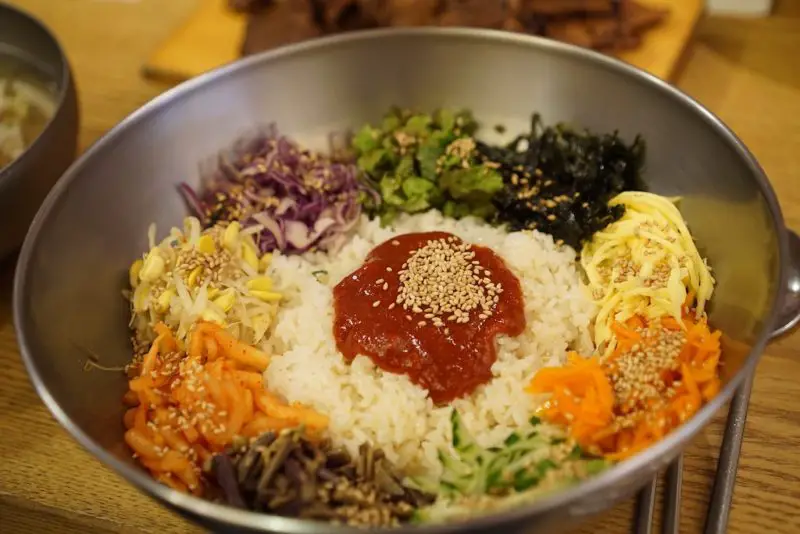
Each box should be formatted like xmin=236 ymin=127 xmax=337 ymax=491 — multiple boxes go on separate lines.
xmin=12 ymin=27 xmax=788 ymax=533
xmin=0 ymin=2 xmax=75 ymax=182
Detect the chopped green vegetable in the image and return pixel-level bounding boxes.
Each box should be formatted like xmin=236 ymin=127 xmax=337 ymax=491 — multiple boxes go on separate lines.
xmin=352 ymin=125 xmax=381 ymax=154
xmin=352 ymin=108 xmax=499 ymax=224
xmin=440 ymin=166 xmax=503 ymax=198
xmin=357 ymin=149 xmax=388 ymax=175
xmin=403 ymin=114 xmax=433 ymax=136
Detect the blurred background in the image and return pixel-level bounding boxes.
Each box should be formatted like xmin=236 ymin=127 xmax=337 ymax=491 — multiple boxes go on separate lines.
xmin=3 ymin=0 xmax=794 ymax=156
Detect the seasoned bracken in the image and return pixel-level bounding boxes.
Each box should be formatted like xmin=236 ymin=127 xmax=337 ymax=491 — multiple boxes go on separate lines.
xmin=208 ymin=428 xmax=434 ymax=527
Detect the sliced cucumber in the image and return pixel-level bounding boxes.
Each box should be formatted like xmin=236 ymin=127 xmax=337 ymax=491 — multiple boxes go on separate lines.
xmin=429 ymin=409 xmax=610 ymax=516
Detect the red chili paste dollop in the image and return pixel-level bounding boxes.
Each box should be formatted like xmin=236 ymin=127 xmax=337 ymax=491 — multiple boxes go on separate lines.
xmin=333 ymin=232 xmax=525 ymax=404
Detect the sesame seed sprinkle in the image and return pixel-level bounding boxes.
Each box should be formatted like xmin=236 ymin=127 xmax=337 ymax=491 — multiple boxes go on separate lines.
xmin=395 ymin=236 xmax=500 ymax=324
xmin=605 ymin=323 xmax=687 ymax=428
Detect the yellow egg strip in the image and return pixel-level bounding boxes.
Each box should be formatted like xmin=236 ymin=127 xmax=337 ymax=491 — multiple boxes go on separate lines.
xmin=581 ymin=191 xmax=715 ymax=354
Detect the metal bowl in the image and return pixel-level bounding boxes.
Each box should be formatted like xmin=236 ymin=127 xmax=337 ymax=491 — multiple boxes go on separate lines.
xmin=13 ymin=29 xmax=800 ymax=533
xmin=0 ymin=3 xmax=79 ymax=258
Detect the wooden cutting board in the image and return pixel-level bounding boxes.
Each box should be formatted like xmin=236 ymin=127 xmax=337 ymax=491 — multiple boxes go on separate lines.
xmin=143 ymin=0 xmax=703 ymax=84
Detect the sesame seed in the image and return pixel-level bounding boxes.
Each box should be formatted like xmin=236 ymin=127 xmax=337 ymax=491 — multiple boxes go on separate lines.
xmin=604 ymin=324 xmax=687 ymax=430
xmin=372 ymin=300 xmax=381 ymax=308
xmin=394 ymin=236 xmax=500 ymax=325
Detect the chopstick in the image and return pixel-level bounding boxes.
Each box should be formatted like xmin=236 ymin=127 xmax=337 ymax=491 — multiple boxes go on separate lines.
xmin=663 ymin=455 xmax=683 ymax=534
xmin=703 ymin=292 xmax=798 ymax=533
xmin=634 ymin=478 xmax=658 ymax=534
xmin=634 ymin=375 xmax=754 ymax=534
xmin=633 ymin=456 xmax=682 ymax=534
xmin=704 ymin=374 xmax=754 ymax=534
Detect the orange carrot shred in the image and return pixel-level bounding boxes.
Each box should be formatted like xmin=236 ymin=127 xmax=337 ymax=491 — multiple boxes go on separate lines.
xmin=528 ymin=310 xmax=722 ymax=460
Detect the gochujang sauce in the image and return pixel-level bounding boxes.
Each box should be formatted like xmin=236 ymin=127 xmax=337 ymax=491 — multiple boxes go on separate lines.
xmin=333 ymin=232 xmax=525 ymax=404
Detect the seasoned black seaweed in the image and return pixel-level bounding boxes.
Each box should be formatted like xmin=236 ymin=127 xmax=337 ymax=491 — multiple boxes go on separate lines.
xmin=478 ymin=114 xmax=646 ymax=250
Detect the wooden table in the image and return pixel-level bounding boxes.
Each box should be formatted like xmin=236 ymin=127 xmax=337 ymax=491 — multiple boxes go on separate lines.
xmin=1 ymin=1 xmax=799 ymax=532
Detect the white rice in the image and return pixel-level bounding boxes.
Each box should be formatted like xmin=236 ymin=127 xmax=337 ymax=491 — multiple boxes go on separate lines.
xmin=263 ymin=211 xmax=595 ymax=478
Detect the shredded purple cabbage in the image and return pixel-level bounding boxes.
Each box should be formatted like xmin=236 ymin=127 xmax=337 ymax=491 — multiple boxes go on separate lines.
xmin=180 ymin=125 xmax=379 ymax=254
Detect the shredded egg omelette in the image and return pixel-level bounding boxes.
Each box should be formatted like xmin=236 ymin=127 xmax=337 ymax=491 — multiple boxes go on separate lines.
xmin=580 ymin=191 xmax=715 ymax=353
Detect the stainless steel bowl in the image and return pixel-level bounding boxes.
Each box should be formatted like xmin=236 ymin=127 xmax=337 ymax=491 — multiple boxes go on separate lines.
xmin=13 ymin=29 xmax=800 ymax=533
xmin=0 ymin=3 xmax=79 ymax=258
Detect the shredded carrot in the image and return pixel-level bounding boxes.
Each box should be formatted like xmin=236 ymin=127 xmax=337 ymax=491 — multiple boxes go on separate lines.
xmin=122 ymin=321 xmax=328 ymax=495
xmin=660 ymin=316 xmax=683 ymax=331
xmin=527 ymin=353 xmax=615 ymax=444
xmin=528 ymin=309 xmax=722 ymax=460
xmin=609 ymin=320 xmax=642 ymax=356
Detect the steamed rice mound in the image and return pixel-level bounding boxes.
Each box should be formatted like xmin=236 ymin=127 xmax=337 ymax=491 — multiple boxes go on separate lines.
xmin=263 ymin=210 xmax=595 ymax=478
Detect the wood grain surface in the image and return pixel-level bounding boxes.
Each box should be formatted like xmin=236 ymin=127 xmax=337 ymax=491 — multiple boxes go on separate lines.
xmin=142 ymin=0 xmax=702 ymax=83
xmin=1 ymin=1 xmax=799 ymax=533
